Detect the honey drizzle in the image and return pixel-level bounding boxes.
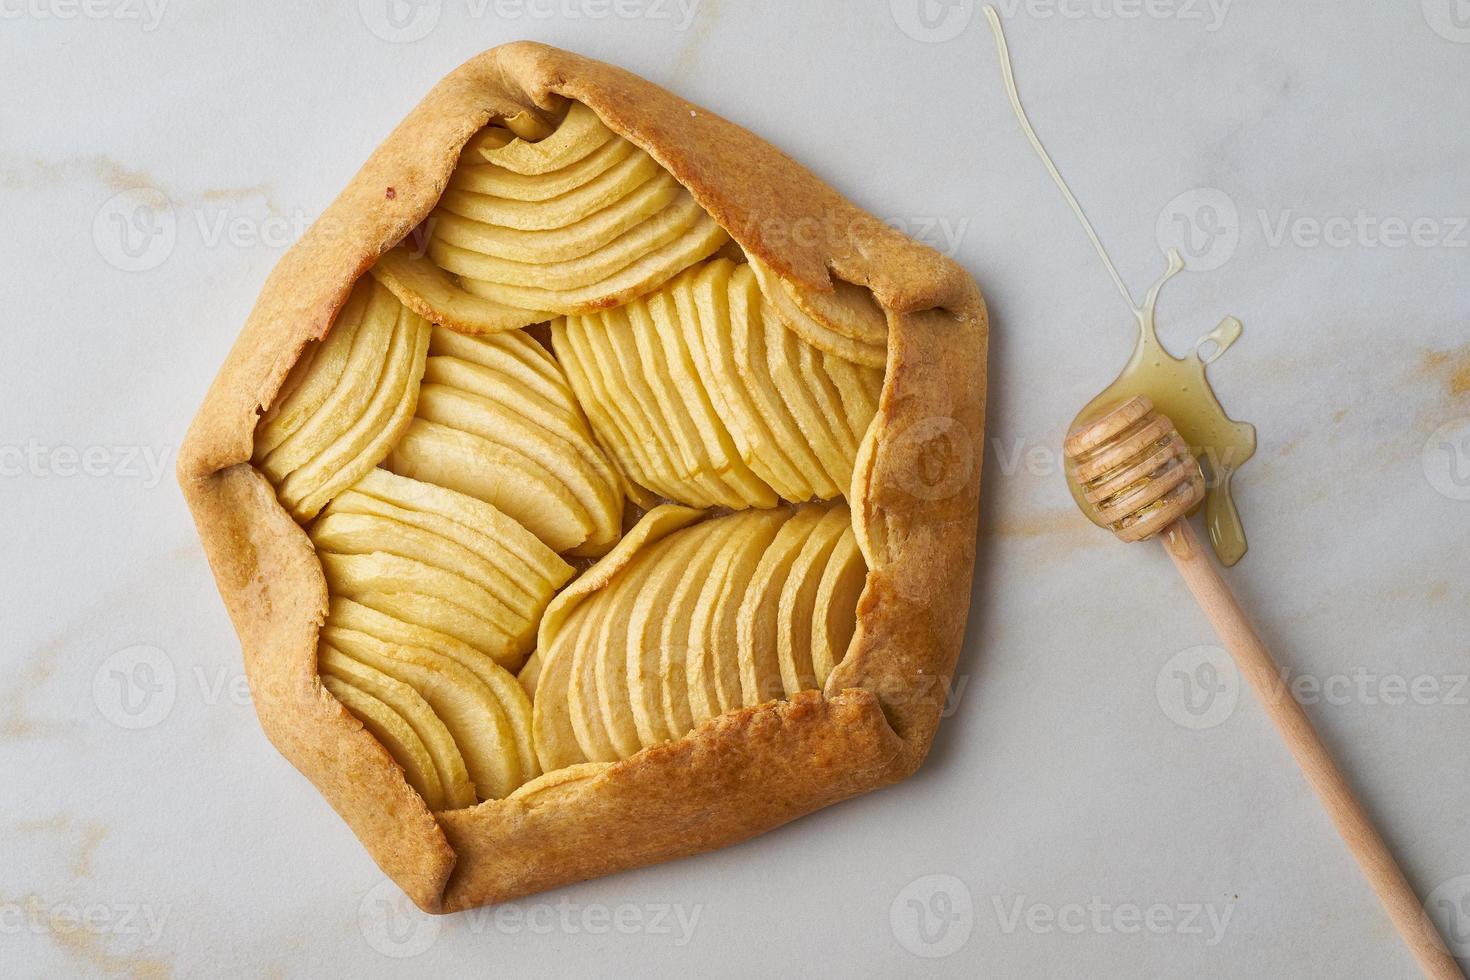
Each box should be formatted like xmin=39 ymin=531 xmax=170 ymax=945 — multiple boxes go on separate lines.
xmin=983 ymin=6 xmax=1257 ymax=565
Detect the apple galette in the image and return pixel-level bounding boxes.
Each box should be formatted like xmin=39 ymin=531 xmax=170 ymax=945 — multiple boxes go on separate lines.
xmin=180 ymin=43 xmax=986 ymax=913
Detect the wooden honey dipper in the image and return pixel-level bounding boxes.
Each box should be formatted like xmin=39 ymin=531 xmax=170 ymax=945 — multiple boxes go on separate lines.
xmin=1065 ymin=395 xmax=1463 ymax=980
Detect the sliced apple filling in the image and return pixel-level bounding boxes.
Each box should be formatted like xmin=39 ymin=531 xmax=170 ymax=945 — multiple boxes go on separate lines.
xmin=376 ymin=101 xmax=731 ymax=334
xmin=253 ymin=276 xmax=431 ymax=520
xmin=248 ymin=98 xmax=894 ymax=811
xmin=306 ymin=468 xmax=564 ymax=804
xmin=382 ymin=325 xmax=625 ymax=557
xmin=553 ymin=257 xmax=885 ymax=508
xmin=530 ymin=503 xmax=868 ymax=769
xmin=747 ymin=256 xmax=888 ymax=368
xmin=311 ymin=467 xmax=572 ymax=665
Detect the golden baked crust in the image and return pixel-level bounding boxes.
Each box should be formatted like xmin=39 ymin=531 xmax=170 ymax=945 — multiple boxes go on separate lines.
xmin=178 ymin=42 xmax=987 ymax=912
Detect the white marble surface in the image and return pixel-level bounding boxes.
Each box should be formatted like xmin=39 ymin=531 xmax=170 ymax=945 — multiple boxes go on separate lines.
xmin=3 ymin=1 xmax=1468 ymax=977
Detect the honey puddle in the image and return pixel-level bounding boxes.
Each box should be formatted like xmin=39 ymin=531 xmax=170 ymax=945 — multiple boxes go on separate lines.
xmin=984 ymin=7 xmax=1257 ymax=565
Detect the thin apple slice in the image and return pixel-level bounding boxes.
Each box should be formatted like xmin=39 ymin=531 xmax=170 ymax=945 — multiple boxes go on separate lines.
xmin=623 ymin=525 xmax=708 ymax=746
xmin=414 ymin=381 xmax=617 ymax=551
xmin=659 ymin=267 xmax=780 ymax=508
xmin=317 ymin=552 xmax=530 ymax=659
xmin=580 ymin=308 xmax=707 ymax=504
xmin=537 ymin=503 xmax=704 ymax=644
xmin=655 ymin=518 xmax=728 ymax=740
xmin=747 ymin=256 xmax=887 ymax=368
xmin=811 ymin=527 xmax=867 ymax=686
xmin=733 ymin=505 xmax=827 ymax=708
xmin=387 ymin=418 xmax=592 ymax=553
xmin=760 ymin=295 xmax=855 ymax=496
xmin=687 ymin=260 xmax=809 ymax=500
xmin=532 ymin=600 xmax=596 ymax=772
xmin=517 ymin=651 xmax=543 ymax=700
xmin=625 ymin=295 xmax=743 ymax=509
xmin=452 ymin=211 xmax=728 ymax=314
xmin=254 ymin=284 xmax=369 ymax=457
xmin=435 ymin=189 xmax=702 ymax=292
xmin=481 ymin=101 xmax=615 ymax=175
xmin=798 ymin=339 xmax=860 ymax=463
xmin=422 ymin=354 xmax=619 ymax=500
xmin=311 ymin=510 xmax=539 ymax=621
xmin=437 ymin=151 xmax=661 ymax=233
xmin=266 ymin=281 xmax=432 ymax=520
xmin=821 ymin=352 xmax=884 ymax=447
xmin=323 ymin=491 xmax=553 ymax=621
xmin=549 ymin=316 xmax=662 ymax=510
xmin=346 ymin=468 xmax=570 ymax=597
xmin=323 ymin=625 xmax=520 ymax=800
xmin=640 ymin=281 xmax=771 ymax=506
xmin=776 ymin=504 xmax=851 ymax=696
xmin=533 ymin=505 xmax=703 ymax=771
xmin=507 ymin=762 xmax=612 ymax=804
xmin=586 ymin=535 xmax=678 ymax=756
xmin=369 ymin=246 xmax=547 ymax=335
xmin=320 ymin=672 xmax=446 ymax=812
xmin=327 ymin=598 xmax=538 ymax=778
xmin=289 ymin=311 xmax=430 ymax=520
xmin=747 ymin=255 xmax=889 ymax=346
xmin=420 ymin=335 xmax=624 ymax=552
xmin=727 ymin=264 xmax=836 ymax=499
xmin=449 ymin=136 xmax=636 ymax=203
xmin=464 ymin=125 xmax=515 ymax=158
xmin=687 ymin=508 xmax=792 ymax=724
xmin=318 ymin=646 xmax=476 ymax=810
xmin=428 ymin=326 xmax=575 ymax=414
xmin=501 ymin=106 xmax=560 ymax=142
xmin=433 ymin=171 xmax=681 ymax=265
xmin=567 ymin=590 xmax=627 ymax=763
xmin=258 ymin=278 xmax=396 ymax=481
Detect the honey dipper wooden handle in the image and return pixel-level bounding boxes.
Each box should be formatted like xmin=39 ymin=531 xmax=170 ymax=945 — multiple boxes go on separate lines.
xmin=1160 ymin=519 xmax=1463 ymax=980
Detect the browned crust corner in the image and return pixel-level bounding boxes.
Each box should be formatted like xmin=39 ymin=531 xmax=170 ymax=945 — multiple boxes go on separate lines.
xmin=436 ymin=689 xmax=905 ymax=910
xmin=178 ymin=41 xmax=987 ymax=914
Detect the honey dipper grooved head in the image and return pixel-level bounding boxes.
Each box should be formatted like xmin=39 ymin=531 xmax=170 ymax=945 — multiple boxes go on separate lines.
xmin=1064 ymin=395 xmax=1205 ymax=543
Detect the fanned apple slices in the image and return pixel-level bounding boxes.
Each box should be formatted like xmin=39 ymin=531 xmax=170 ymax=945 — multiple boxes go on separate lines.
xmin=553 ymin=258 xmax=885 ymax=508
xmin=311 ymin=467 xmax=572 ymax=667
xmin=382 ymin=325 xmax=624 ymax=556
xmin=307 ymin=468 xmax=564 ymax=805
xmin=253 ymin=276 xmax=431 ymax=520
xmin=531 ymin=503 xmax=868 ymax=768
xmin=376 ymin=101 xmax=731 ymax=334
xmin=247 ymin=96 xmax=896 ymax=813
xmin=747 ymin=256 xmax=888 ymax=368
